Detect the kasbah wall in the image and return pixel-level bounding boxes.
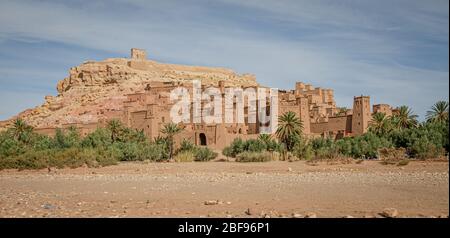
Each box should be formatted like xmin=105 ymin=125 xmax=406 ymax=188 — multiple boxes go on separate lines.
xmin=4 ymin=49 xmax=396 ymax=150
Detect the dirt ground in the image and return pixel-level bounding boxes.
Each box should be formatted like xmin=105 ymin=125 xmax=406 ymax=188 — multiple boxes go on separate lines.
xmin=0 ymin=160 xmax=448 ymax=218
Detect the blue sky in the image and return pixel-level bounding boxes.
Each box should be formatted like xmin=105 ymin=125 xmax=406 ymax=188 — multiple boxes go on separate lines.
xmin=0 ymin=0 xmax=448 ymax=121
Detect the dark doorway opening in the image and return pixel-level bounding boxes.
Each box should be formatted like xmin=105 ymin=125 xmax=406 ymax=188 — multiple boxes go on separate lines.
xmin=199 ymin=133 xmax=207 ymax=146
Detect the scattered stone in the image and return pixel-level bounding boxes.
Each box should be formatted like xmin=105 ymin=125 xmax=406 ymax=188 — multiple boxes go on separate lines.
xmin=304 ymin=212 xmax=317 ymax=218
xmin=380 ymin=208 xmax=398 ymax=218
xmin=204 ymin=200 xmax=219 ymax=205
xmin=42 ymin=203 xmax=56 ymax=210
xmin=245 ymin=208 xmax=253 ymax=216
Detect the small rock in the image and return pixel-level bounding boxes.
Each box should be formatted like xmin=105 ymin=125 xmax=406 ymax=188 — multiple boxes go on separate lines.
xmin=304 ymin=212 xmax=317 ymax=218
xmin=42 ymin=204 xmax=56 ymax=210
xmin=380 ymin=208 xmax=398 ymax=218
xmin=288 ymin=167 xmax=292 ymax=172
xmin=245 ymin=208 xmax=253 ymax=215
xmin=343 ymin=215 xmax=354 ymax=218
xmin=226 ymin=202 xmax=232 ymax=205
xmin=204 ymin=200 xmax=219 ymax=205
xmin=226 ymin=215 xmax=233 ymax=218
xmin=292 ymin=213 xmax=303 ymax=218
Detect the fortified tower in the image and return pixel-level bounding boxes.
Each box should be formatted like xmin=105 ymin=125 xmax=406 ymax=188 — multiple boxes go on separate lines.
xmin=351 ymin=96 xmax=371 ymax=135
xmin=131 ymin=48 xmax=147 ymax=60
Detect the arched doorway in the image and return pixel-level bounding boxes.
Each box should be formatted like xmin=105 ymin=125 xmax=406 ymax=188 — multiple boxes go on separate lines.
xmin=199 ymin=133 xmax=207 ymax=146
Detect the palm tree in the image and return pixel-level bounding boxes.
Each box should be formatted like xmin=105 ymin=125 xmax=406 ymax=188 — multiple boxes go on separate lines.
xmin=276 ymin=111 xmax=303 ymax=151
xmin=369 ymin=112 xmax=391 ymax=135
xmin=160 ymin=123 xmax=183 ymax=161
xmin=107 ymin=119 xmax=123 ymax=143
xmin=392 ymin=106 xmax=418 ymax=129
xmin=12 ymin=118 xmax=33 ymax=142
xmin=426 ymin=101 xmax=449 ymax=123
xmin=258 ymin=134 xmax=272 ymax=144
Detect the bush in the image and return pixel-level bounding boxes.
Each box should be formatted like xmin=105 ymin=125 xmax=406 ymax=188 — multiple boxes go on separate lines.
xmin=174 ymin=151 xmax=195 ymax=162
xmin=0 ymin=147 xmax=120 ymax=170
xmin=293 ymin=139 xmax=314 ymax=161
xmin=409 ymin=137 xmax=445 ymax=159
xmin=54 ymin=128 xmax=81 ymax=149
xmin=244 ymin=139 xmax=267 ymax=153
xmin=222 ymin=146 xmax=233 ymax=158
xmin=0 ymin=136 xmax=25 ymax=158
xmin=378 ymin=147 xmax=407 ymax=161
xmin=112 ymin=142 xmax=169 ymax=162
xmin=32 ymin=135 xmax=55 ymax=151
xmin=348 ymin=133 xmax=392 ymax=159
xmin=0 ymin=149 xmax=52 ymax=170
xmin=178 ymin=139 xmax=196 ymax=153
xmin=194 ymin=147 xmax=217 ymax=162
xmin=222 ymin=137 xmax=281 ymax=158
xmin=223 ymin=138 xmax=245 ymax=158
xmin=139 ymin=143 xmax=169 ymax=161
xmin=81 ymin=128 xmax=112 ymax=148
xmin=235 ymin=151 xmax=272 ymax=162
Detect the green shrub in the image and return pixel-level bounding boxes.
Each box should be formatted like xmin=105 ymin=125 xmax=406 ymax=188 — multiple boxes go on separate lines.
xmin=244 ymin=139 xmax=267 ymax=153
xmin=32 ymin=135 xmax=55 ymax=151
xmin=194 ymin=147 xmax=217 ymax=162
xmin=54 ymin=128 xmax=81 ymax=149
xmin=235 ymin=151 xmax=272 ymax=162
xmin=139 ymin=143 xmax=169 ymax=161
xmin=0 ymin=136 xmax=25 ymax=158
xmin=222 ymin=146 xmax=233 ymax=158
xmin=293 ymin=139 xmax=314 ymax=161
xmin=409 ymin=137 xmax=445 ymax=159
xmin=114 ymin=142 xmax=140 ymax=161
xmin=178 ymin=139 xmax=196 ymax=153
xmin=81 ymin=128 xmax=112 ymax=148
xmin=9 ymin=149 xmax=54 ymax=170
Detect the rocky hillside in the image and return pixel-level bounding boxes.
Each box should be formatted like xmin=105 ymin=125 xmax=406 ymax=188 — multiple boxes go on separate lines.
xmin=0 ymin=49 xmax=258 ymax=129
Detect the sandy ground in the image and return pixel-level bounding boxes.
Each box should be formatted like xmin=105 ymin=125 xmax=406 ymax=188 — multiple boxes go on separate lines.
xmin=0 ymin=160 xmax=448 ymax=218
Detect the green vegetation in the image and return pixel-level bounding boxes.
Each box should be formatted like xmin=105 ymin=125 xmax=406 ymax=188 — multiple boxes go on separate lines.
xmin=276 ymin=111 xmax=303 ymax=151
xmin=222 ymin=101 xmax=449 ymax=163
xmin=176 ymin=139 xmax=218 ymax=162
xmin=0 ymin=101 xmax=447 ymax=168
xmin=160 ymin=123 xmax=183 ymax=161
xmin=0 ymin=119 xmax=174 ymax=170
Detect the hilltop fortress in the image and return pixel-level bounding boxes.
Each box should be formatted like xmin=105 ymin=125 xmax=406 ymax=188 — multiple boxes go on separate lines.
xmin=0 ymin=49 xmax=395 ymax=149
